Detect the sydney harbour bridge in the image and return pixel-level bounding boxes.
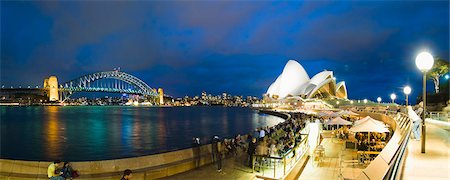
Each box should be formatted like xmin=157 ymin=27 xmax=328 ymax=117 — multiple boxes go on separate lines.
xmin=1 ymin=70 xmax=162 ymax=103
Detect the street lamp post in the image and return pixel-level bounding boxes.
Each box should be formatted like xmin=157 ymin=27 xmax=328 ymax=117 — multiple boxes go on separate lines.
xmin=377 ymin=97 xmax=382 ymax=104
xmin=390 ymin=93 xmax=396 ymax=104
xmin=403 ymin=86 xmax=411 ymax=106
xmin=415 ymin=51 xmax=434 ymax=153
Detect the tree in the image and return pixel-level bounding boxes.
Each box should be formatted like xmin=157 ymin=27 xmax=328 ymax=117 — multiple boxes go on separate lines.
xmin=427 ymin=57 xmax=449 ymax=93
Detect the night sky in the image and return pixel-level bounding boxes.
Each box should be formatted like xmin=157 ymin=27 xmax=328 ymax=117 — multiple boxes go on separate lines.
xmin=1 ymin=1 xmax=449 ymax=104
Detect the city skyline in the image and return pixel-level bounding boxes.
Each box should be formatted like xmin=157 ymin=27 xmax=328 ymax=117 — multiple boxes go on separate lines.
xmin=2 ymin=1 xmax=449 ymax=103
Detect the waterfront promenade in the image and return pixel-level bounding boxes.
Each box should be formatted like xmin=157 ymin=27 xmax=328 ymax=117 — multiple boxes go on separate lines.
xmin=2 ymin=111 xmax=448 ymax=180
xmin=402 ymin=118 xmax=450 ymax=180
xmin=160 ymin=153 xmax=255 ymax=180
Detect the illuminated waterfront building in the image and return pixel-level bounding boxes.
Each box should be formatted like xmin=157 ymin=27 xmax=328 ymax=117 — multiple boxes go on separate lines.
xmin=265 ymin=60 xmax=348 ymax=100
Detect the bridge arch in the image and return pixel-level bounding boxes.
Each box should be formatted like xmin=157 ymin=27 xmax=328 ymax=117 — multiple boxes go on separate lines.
xmin=60 ymin=71 xmax=158 ymax=97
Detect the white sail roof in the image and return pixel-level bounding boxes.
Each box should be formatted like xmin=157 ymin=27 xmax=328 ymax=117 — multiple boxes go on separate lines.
xmin=266 ymin=60 xmax=348 ymax=99
xmin=266 ymin=60 xmax=310 ymax=98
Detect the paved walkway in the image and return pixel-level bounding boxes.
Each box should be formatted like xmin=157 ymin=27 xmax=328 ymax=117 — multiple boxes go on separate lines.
xmin=298 ymin=132 xmax=364 ymax=180
xmin=160 ymin=153 xmax=256 ymax=180
xmin=402 ymin=119 xmax=450 ymax=180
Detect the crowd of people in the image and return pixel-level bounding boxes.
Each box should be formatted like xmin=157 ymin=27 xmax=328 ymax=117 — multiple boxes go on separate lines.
xmin=249 ymin=116 xmax=307 ymax=158
xmin=355 ymin=132 xmax=388 ymax=151
xmin=191 ymin=113 xmax=310 ymax=172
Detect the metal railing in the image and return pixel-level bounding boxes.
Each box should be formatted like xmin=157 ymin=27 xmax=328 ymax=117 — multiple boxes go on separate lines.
xmin=252 ymin=134 xmax=309 ymax=179
xmin=429 ymin=111 xmax=449 ymax=122
xmin=384 ymin=113 xmax=411 ymax=180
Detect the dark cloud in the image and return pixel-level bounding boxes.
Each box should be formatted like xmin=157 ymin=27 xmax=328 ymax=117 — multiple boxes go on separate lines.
xmin=1 ymin=1 xmax=448 ymax=103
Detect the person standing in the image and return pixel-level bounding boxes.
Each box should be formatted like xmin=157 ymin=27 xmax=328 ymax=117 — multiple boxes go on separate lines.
xmin=259 ymin=128 xmax=266 ymax=141
xmin=247 ymin=138 xmax=257 ymax=168
xmin=192 ymin=137 xmax=201 ymax=168
xmin=412 ymin=117 xmax=421 ymax=140
xmin=253 ymin=129 xmax=259 ymax=142
xmin=121 ymin=169 xmax=132 ymax=180
xmin=211 ymin=136 xmax=222 ymax=172
xmin=48 ymin=160 xmax=64 ymax=180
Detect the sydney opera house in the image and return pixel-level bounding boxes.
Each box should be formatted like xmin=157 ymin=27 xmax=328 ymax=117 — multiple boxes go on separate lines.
xmin=265 ymin=60 xmax=347 ymax=100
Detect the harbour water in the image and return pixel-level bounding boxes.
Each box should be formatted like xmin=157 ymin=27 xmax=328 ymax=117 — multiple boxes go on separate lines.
xmin=0 ymin=106 xmax=283 ymax=161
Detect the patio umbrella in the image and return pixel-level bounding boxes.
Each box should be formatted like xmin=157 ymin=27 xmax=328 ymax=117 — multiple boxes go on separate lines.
xmin=350 ymin=116 xmax=389 ymax=143
xmin=318 ymin=110 xmax=334 ymax=117
xmin=325 ymin=116 xmax=353 ymax=125
xmin=325 ymin=116 xmax=352 ymax=130
xmin=343 ymin=110 xmax=359 ymax=116
xmin=354 ymin=116 xmax=386 ymax=127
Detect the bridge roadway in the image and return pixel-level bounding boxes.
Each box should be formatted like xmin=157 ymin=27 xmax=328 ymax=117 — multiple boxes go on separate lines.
xmin=402 ymin=118 xmax=450 ymax=180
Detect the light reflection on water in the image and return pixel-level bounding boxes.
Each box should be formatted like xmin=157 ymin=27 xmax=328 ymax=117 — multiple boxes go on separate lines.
xmin=1 ymin=106 xmax=283 ymax=161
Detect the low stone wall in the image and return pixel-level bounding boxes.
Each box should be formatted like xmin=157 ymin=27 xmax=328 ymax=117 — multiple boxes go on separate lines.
xmin=1 ymin=143 xmax=220 ymax=179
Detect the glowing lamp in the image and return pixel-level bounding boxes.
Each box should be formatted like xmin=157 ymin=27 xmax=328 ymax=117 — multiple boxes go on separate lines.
xmin=390 ymin=93 xmax=396 ymax=103
xmin=415 ymin=52 xmax=433 ymax=153
xmin=403 ymin=86 xmax=411 ymax=95
xmin=415 ymin=52 xmax=434 ymax=72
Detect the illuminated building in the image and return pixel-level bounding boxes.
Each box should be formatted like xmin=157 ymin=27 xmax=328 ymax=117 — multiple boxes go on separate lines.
xmin=266 ymin=60 xmax=348 ymax=100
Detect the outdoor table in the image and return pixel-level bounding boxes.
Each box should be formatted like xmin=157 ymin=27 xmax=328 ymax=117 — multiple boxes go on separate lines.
xmin=357 ymin=151 xmax=380 ymax=155
xmin=313 ymin=146 xmax=325 ymax=166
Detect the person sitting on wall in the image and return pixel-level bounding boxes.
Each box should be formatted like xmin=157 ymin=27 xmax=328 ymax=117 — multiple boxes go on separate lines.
xmin=61 ymin=162 xmax=78 ymax=179
xmin=48 ymin=160 xmax=64 ymax=180
xmin=121 ymin=169 xmax=132 ymax=180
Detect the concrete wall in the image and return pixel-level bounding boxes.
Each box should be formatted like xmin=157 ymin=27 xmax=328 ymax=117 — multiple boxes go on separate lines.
xmin=0 ymin=143 xmax=219 ymax=180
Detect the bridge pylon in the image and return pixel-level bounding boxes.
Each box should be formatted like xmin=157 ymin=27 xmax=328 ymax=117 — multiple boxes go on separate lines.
xmin=44 ymin=76 xmax=59 ymax=102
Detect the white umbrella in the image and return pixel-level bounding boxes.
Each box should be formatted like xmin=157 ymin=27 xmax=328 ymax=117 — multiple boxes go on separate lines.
xmin=318 ymin=110 xmax=334 ymax=117
xmin=325 ymin=116 xmax=352 ymax=125
xmin=343 ymin=110 xmax=359 ymax=116
xmin=350 ymin=121 xmax=389 ymax=133
xmin=354 ymin=116 xmax=386 ymax=127
xmin=350 ymin=117 xmax=389 ymax=143
xmin=325 ymin=116 xmax=352 ymax=130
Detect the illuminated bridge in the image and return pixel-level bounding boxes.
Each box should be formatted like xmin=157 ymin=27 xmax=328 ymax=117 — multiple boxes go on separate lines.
xmin=1 ymin=70 xmax=160 ymax=102
xmin=60 ymin=71 xmax=158 ymax=96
